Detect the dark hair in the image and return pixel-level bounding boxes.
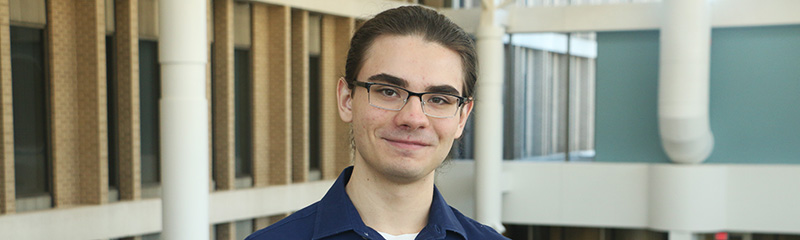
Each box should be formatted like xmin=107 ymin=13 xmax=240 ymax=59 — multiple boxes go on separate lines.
xmin=344 ymin=6 xmax=477 ymax=98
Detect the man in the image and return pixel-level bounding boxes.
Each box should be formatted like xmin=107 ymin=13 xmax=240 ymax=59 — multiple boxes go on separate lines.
xmin=247 ymin=6 xmax=508 ymax=240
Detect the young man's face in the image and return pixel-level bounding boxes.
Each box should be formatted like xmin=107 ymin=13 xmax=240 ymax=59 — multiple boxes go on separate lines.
xmin=337 ymin=35 xmax=473 ymax=183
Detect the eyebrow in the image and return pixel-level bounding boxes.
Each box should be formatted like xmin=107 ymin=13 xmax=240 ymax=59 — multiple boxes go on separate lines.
xmin=368 ymin=73 xmax=407 ymax=87
xmin=367 ymin=73 xmax=461 ymax=96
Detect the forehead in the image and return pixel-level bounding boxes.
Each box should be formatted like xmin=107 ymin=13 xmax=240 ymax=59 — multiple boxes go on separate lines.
xmin=358 ymin=35 xmax=464 ymax=92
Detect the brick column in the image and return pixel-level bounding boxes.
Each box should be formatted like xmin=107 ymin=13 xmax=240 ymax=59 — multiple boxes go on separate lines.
xmin=212 ymin=0 xmax=235 ymax=191
xmin=48 ymin=0 xmax=81 ymax=207
xmin=115 ymin=0 xmax=141 ymax=201
xmin=250 ymin=3 xmax=268 ymax=188
xmin=290 ymin=9 xmax=309 ymax=183
xmin=213 ymin=0 xmax=235 ymax=237
xmin=266 ymin=5 xmax=291 ymax=186
xmin=206 ymin=0 xmax=213 ymax=192
xmin=215 ymin=223 xmax=234 ymax=240
xmin=76 ymin=0 xmax=109 ymax=205
xmin=0 ymin=0 xmax=14 ymax=214
xmin=320 ymin=15 xmax=353 ymax=180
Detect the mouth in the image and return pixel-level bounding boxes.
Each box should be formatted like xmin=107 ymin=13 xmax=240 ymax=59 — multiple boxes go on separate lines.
xmin=383 ymin=138 xmax=431 ymax=150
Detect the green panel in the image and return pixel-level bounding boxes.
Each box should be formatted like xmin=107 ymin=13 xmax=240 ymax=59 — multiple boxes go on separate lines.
xmin=707 ymin=25 xmax=800 ymax=164
xmin=595 ymin=30 xmax=670 ymax=163
xmin=595 ymin=25 xmax=800 ymax=164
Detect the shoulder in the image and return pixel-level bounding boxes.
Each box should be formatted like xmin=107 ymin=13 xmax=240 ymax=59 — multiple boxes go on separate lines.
xmin=245 ymin=202 xmax=319 ymax=240
xmin=450 ymin=207 xmax=510 ymax=240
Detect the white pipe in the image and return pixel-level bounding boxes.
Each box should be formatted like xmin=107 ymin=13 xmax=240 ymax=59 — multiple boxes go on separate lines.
xmin=474 ymin=1 xmax=505 ymax=233
xmin=158 ymin=0 xmax=209 ymax=239
xmin=659 ymin=0 xmax=714 ymax=164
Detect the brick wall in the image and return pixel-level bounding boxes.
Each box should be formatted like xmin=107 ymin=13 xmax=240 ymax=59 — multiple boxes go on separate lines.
xmin=250 ymin=3 xmax=267 ymax=188
xmin=0 ymin=0 xmax=14 ymax=214
xmin=320 ymin=15 xmax=354 ymax=179
xmin=75 ymin=0 xmax=108 ymax=205
xmin=48 ymin=0 xmax=81 ymax=207
xmin=266 ymin=5 xmax=292 ymax=186
xmin=290 ymin=9 xmax=309 ymax=183
xmin=212 ymin=0 xmax=235 ymax=191
xmin=47 ymin=0 xmax=110 ymax=208
xmin=0 ymin=0 xmax=364 ymax=235
xmin=115 ymin=0 xmax=141 ymax=201
xmin=212 ymin=0 xmax=235 ymax=238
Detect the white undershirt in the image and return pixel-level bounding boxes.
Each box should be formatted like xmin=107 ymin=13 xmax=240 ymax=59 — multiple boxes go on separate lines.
xmin=377 ymin=231 xmax=419 ymax=240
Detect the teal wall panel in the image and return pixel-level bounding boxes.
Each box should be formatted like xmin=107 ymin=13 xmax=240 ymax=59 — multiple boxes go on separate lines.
xmin=595 ymin=25 xmax=800 ymax=164
xmin=595 ymin=30 xmax=670 ymax=163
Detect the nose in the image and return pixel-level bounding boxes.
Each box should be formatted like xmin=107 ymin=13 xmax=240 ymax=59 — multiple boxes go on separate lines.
xmin=394 ymin=95 xmax=429 ymax=130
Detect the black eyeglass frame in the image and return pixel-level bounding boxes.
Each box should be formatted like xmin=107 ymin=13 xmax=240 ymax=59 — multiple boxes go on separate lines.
xmin=352 ymin=81 xmax=472 ymax=118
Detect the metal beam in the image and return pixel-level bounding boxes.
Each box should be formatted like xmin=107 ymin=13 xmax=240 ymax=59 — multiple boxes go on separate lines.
xmin=442 ymin=0 xmax=800 ymax=34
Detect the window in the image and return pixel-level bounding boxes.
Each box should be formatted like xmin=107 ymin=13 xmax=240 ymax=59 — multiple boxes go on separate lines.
xmin=450 ymin=33 xmax=596 ymax=161
xmin=107 ymin=35 xmax=119 ymax=201
xmin=11 ymin=26 xmax=51 ymax=200
xmin=307 ymin=14 xmax=322 ymax=180
xmin=232 ymin=2 xmax=252 ymax=187
xmin=139 ymin=40 xmax=161 ymax=187
xmin=308 ymin=54 xmax=321 ymax=175
xmin=502 ymin=33 xmax=596 ymax=161
xmin=234 ymin=48 xmax=252 ymax=180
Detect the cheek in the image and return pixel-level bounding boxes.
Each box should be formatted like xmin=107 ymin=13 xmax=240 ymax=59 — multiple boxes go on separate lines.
xmin=434 ymin=120 xmax=461 ymax=141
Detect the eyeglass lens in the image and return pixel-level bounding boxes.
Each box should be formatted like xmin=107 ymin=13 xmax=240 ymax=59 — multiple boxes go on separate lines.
xmin=367 ymin=83 xmax=460 ymax=118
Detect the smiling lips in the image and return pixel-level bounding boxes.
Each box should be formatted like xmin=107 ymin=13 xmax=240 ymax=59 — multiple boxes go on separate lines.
xmin=383 ymin=137 xmax=431 ymax=150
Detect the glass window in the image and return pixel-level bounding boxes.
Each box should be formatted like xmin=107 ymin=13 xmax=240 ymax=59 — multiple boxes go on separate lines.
xmin=139 ymin=40 xmax=160 ymax=186
xmin=307 ymin=14 xmax=322 ymax=180
xmin=308 ymin=55 xmax=321 ymax=174
xmin=11 ymin=26 xmax=50 ymax=198
xmin=107 ymin=35 xmax=119 ymax=192
xmin=234 ymin=48 xmax=252 ymax=179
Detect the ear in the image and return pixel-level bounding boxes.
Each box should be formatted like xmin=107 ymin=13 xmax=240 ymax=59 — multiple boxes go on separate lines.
xmin=453 ymin=99 xmax=474 ymax=139
xmin=337 ymin=77 xmax=354 ymax=123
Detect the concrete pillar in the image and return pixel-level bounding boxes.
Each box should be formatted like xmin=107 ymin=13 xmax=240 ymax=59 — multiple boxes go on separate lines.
xmin=115 ymin=0 xmax=142 ymax=201
xmin=474 ymin=1 xmax=505 ymax=233
xmin=0 ymin=0 xmax=15 ymax=214
xmin=290 ymin=9 xmax=310 ymax=183
xmin=319 ymin=15 xmax=353 ymax=180
xmin=158 ymin=0 xmax=209 ymax=239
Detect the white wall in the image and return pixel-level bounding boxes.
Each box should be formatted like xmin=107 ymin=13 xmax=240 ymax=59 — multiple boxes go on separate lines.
xmin=0 ymin=180 xmax=333 ymax=239
xmin=436 ymin=161 xmax=800 ymax=234
xmin=3 ymin=161 xmax=799 ymax=239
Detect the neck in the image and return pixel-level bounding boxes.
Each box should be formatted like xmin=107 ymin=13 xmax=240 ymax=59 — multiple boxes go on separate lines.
xmin=346 ymin=160 xmax=435 ymax=235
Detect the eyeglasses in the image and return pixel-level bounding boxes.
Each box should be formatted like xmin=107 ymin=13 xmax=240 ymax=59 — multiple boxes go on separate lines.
xmin=353 ymin=81 xmax=470 ymax=119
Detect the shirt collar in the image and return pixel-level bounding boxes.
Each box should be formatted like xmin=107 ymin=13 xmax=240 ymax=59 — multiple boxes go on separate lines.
xmin=313 ymin=166 xmax=373 ymax=239
xmin=312 ymin=166 xmax=467 ymax=240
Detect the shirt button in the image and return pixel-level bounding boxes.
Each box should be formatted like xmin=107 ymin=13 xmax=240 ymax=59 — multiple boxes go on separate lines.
xmin=435 ymin=225 xmax=442 ymax=233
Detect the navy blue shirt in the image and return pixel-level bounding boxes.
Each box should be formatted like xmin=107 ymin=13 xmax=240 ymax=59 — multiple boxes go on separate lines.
xmin=246 ymin=166 xmax=509 ymax=240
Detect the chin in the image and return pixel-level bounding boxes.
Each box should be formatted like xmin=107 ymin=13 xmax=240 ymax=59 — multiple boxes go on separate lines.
xmin=380 ymin=157 xmax=440 ymax=181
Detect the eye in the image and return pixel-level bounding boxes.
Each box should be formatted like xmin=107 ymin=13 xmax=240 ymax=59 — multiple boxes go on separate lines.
xmin=379 ymin=88 xmax=398 ymax=97
xmin=427 ymin=95 xmax=453 ymax=105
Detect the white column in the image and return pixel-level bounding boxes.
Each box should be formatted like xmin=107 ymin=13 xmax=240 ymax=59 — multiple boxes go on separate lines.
xmin=658 ymin=0 xmax=714 ymax=164
xmin=474 ymin=0 xmax=505 ymax=233
xmin=158 ymin=0 xmax=209 ymax=240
